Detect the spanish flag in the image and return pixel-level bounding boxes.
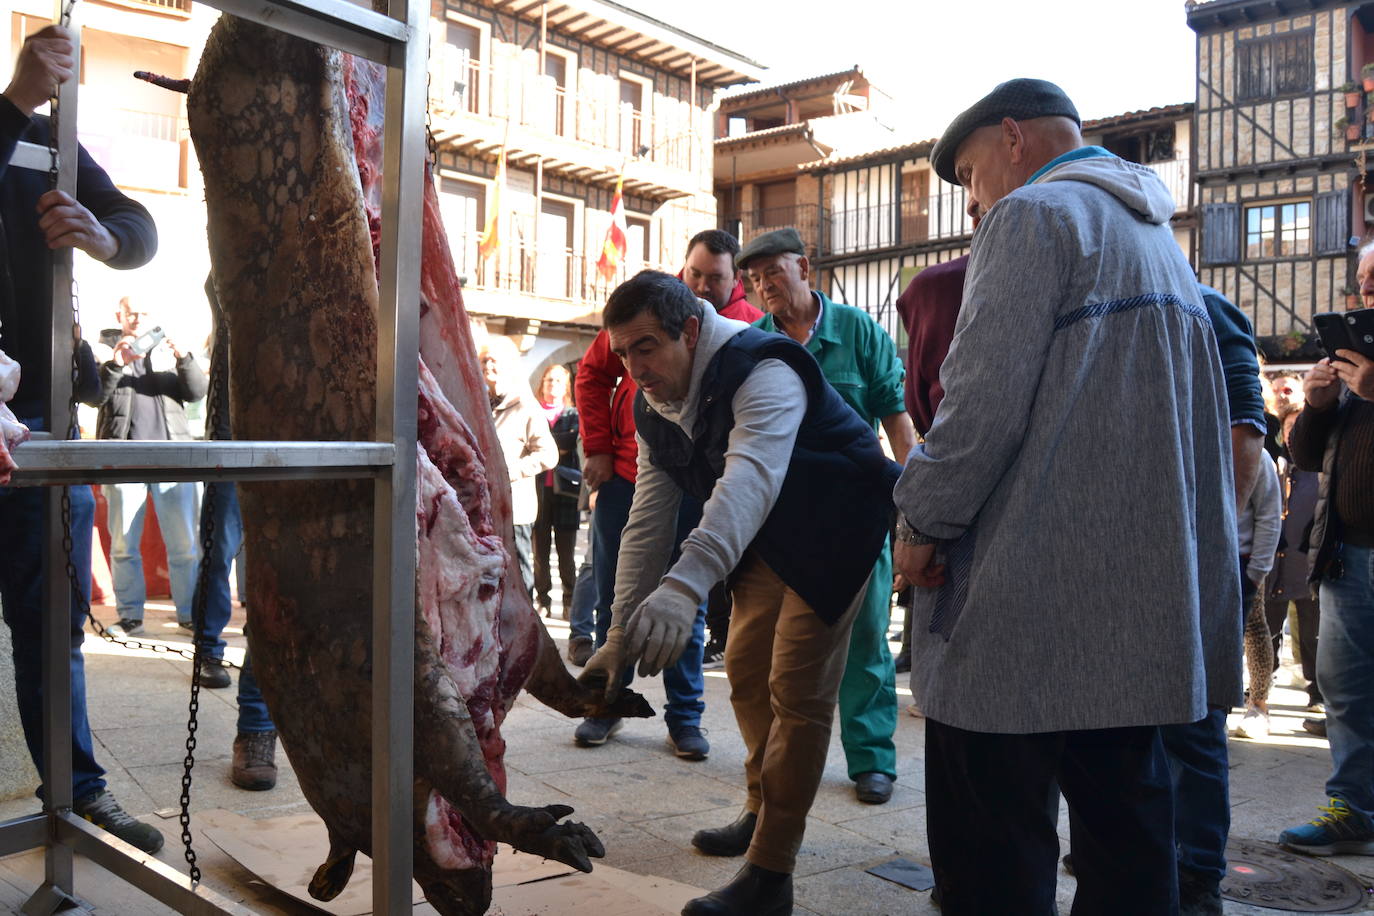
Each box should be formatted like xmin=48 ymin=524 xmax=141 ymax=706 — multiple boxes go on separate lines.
xmin=596 ymin=176 xmax=628 ymax=282
xmin=478 ymin=150 xmax=505 ymax=260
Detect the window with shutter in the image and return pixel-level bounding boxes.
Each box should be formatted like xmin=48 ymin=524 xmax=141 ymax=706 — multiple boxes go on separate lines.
xmin=1201 ymin=203 xmax=1240 ymax=266
xmin=1313 ymin=190 xmax=1351 ymax=257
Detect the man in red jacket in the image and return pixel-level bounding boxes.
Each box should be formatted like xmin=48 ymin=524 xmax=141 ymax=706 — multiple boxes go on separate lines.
xmin=571 ymin=230 xmax=761 ymax=758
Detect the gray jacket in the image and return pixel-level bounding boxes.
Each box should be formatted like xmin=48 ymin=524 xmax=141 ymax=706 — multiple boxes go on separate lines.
xmin=895 ymin=154 xmax=1240 ymax=734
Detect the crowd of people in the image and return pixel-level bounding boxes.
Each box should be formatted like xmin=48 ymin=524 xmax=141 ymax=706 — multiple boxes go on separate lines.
xmin=7 ymin=21 xmax=1374 ymax=916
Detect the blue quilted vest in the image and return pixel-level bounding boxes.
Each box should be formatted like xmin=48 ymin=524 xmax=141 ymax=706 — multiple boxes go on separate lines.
xmin=635 ymin=327 xmax=900 ymax=625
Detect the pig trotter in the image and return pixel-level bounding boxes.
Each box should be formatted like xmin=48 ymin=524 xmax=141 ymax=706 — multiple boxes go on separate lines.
xmin=307 ymin=833 xmax=357 ymax=902
xmin=497 ymin=803 xmax=604 ymax=873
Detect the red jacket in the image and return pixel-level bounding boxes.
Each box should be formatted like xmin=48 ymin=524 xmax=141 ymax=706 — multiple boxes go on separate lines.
xmin=576 ymin=278 xmax=760 ymax=484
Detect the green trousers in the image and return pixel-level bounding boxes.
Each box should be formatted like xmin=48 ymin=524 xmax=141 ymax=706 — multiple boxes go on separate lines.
xmin=838 ymin=540 xmax=898 ymax=780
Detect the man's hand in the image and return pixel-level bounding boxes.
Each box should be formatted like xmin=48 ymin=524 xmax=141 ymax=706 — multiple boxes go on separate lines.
xmin=112 ymin=338 xmax=138 ymax=367
xmin=165 ymin=337 xmax=185 ymax=360
xmin=1332 ymin=350 xmax=1374 ymax=402
xmin=576 ymin=627 xmax=628 ymax=705
xmin=37 ymin=191 xmax=120 ymax=262
xmin=623 ymin=585 xmax=698 ymax=677
xmin=582 ymin=453 xmax=612 ymax=491
xmin=1303 ymin=358 xmax=1341 ymax=410
xmin=894 ymin=540 xmax=944 ymax=588
xmin=4 ymin=25 xmax=74 ymax=117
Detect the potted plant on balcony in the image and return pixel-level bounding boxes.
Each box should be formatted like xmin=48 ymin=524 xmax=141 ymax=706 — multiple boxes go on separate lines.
xmin=1345 ymin=82 xmax=1364 ymax=107
xmin=1363 ymin=62 xmax=1374 ymax=91
xmin=1338 ymin=116 xmax=1361 ymax=141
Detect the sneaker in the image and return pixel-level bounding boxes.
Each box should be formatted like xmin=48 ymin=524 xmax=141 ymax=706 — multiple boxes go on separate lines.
xmin=574 ymin=716 xmax=622 ymax=747
xmin=195 ymin=658 xmax=231 ymax=689
xmin=232 ymin=730 xmax=278 ymax=791
xmin=701 ymin=639 xmax=726 ymax=670
xmin=106 ymin=618 xmax=144 ymax=638
xmin=1303 ymin=717 xmax=1328 ymax=738
xmin=667 ymin=725 xmax=709 ymax=760
xmin=1279 ymin=798 xmax=1374 ymax=856
xmin=73 ymin=789 xmax=164 ymax=854
xmin=567 ymin=636 xmax=594 ymax=667
xmin=1233 ymin=707 xmax=1269 ymax=740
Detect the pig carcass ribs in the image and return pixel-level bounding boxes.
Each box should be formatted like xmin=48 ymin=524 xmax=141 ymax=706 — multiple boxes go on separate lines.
xmin=186 ymin=16 xmax=648 ymax=915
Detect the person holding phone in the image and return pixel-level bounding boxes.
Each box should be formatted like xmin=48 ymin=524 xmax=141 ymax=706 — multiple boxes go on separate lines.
xmin=91 ymin=296 xmax=207 ymax=644
xmin=1278 ymin=264 xmax=1374 ymax=855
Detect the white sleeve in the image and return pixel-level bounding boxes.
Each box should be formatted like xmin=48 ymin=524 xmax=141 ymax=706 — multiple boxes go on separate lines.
xmin=1246 ymin=458 xmax=1282 ymax=582
xmin=609 ymin=433 xmax=683 ymax=622
xmin=659 ymin=358 xmax=806 ymax=604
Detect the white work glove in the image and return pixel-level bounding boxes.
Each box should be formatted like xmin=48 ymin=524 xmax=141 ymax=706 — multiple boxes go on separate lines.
xmin=624 ymin=583 xmax=699 ymax=678
xmin=578 ymin=626 xmax=628 ymax=705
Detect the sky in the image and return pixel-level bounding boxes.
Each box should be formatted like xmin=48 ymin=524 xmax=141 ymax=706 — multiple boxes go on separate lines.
xmin=633 ymin=0 xmax=1199 ymax=138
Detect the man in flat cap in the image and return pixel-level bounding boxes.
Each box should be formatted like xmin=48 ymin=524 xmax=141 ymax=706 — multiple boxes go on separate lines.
xmin=580 ymin=270 xmax=900 ymax=914
xmin=741 ymin=227 xmax=915 ymax=806
xmin=893 ymin=78 xmax=1239 ymax=912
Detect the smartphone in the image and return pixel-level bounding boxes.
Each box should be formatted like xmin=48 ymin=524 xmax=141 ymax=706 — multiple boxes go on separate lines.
xmin=1313 ymin=310 xmax=1374 ymax=363
xmin=129 ymin=325 xmax=165 ymax=358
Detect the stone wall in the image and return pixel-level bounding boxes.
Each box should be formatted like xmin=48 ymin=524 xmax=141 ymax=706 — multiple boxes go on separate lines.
xmin=0 ymin=619 xmax=40 ymax=801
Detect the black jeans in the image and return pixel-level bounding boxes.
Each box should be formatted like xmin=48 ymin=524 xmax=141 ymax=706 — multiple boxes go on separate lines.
xmin=926 ymin=718 xmax=1177 ymax=915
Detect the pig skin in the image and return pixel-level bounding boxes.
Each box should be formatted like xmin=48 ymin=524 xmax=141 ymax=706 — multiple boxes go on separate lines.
xmin=186 ymin=16 xmax=650 ymax=915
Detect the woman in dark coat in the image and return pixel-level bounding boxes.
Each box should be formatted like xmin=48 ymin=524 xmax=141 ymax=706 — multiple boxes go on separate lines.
xmin=532 ymin=363 xmax=581 ymax=617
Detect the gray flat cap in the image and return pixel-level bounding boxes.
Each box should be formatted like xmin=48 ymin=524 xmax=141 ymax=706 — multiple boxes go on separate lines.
xmin=737 ymin=227 xmax=806 ymax=270
xmin=930 ymin=78 xmax=1081 ymax=186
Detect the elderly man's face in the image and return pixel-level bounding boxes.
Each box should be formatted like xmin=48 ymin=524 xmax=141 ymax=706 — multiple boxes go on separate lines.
xmin=745 ymin=253 xmax=810 ymax=315
xmin=954 ymin=122 xmax=1024 ymax=220
xmin=119 ymin=301 xmax=150 ymax=336
xmin=1357 ymin=251 xmax=1374 ymax=310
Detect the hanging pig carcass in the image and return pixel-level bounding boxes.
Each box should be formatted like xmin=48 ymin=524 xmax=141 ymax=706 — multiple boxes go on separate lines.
xmin=186 ymin=16 xmax=649 ymax=915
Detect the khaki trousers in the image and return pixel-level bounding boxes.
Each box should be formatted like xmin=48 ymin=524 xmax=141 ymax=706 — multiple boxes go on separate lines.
xmin=725 ymin=550 xmax=863 ymax=873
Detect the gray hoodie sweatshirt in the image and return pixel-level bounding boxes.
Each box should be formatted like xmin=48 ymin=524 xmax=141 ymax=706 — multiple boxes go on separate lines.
xmin=895 ymin=153 xmax=1241 ymax=734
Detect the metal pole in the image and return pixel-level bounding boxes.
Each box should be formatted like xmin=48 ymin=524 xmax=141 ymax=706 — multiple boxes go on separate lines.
xmin=30 ymin=7 xmax=80 ymax=912
xmin=373 ymin=0 xmax=425 ymax=911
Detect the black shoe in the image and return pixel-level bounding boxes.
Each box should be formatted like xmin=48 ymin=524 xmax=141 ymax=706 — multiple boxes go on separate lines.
xmin=701 ymin=638 xmax=726 ymax=670
xmin=73 ymin=790 xmax=164 ymax=854
xmin=106 ymin=618 xmax=143 ymax=638
xmin=574 ymin=716 xmax=623 ymax=747
xmin=682 ymin=863 xmax=792 ymax=915
xmin=1304 ymin=717 xmax=1328 ymax=738
xmin=1178 ymin=867 xmax=1222 ymax=916
xmin=691 ymin=809 xmax=757 ymax=857
xmin=567 ymin=636 xmax=594 ymax=667
xmin=195 ymin=658 xmax=231 ymax=689
xmin=893 ymin=650 xmax=911 ymax=674
xmin=1061 ymin=852 xmax=1074 ymax=876
xmin=855 ymin=771 xmax=894 ymax=804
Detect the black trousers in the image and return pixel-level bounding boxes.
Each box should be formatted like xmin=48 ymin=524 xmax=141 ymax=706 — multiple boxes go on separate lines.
xmin=926 ymin=718 xmax=1178 ymax=916
xmin=1264 ymin=595 xmax=1321 ymax=704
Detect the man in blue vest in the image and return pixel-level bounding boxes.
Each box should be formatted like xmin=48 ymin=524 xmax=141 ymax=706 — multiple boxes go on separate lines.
xmin=580 ymin=270 xmax=899 ymax=916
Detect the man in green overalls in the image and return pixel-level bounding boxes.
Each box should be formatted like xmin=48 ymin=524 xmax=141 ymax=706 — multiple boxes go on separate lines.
xmin=742 ymin=228 xmax=916 ymax=805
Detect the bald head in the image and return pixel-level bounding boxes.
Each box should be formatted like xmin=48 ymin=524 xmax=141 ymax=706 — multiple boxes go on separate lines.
xmin=954 ymin=115 xmax=1083 ymax=221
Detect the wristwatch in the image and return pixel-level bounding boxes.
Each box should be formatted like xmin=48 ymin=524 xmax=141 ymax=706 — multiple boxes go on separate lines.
xmin=895 ymin=516 xmax=939 ymax=546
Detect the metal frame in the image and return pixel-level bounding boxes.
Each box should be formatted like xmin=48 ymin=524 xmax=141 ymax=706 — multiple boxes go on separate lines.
xmin=1 ymin=0 xmax=428 ymax=912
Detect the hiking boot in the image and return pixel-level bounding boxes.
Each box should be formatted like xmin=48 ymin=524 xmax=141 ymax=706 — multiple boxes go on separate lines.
xmin=73 ymin=789 xmax=164 ymax=854
xmin=682 ymin=862 xmax=791 ymax=915
xmin=195 ymin=658 xmax=231 ymax=689
xmin=1279 ymin=798 xmax=1374 ymax=856
xmin=667 ymin=725 xmax=709 ymax=760
xmin=691 ymin=809 xmax=757 ymax=857
xmin=1178 ymin=866 xmax=1223 ymax=916
xmin=1303 ymin=717 xmax=1328 ymax=738
xmin=232 ymin=730 xmax=278 ymax=791
xmin=106 ymin=618 xmax=143 ymax=638
xmin=567 ymin=636 xmax=594 ymax=667
xmin=573 ymin=716 xmax=622 ymax=747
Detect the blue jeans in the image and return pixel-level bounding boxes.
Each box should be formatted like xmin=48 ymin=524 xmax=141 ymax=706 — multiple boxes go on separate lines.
xmin=0 ymin=459 xmax=105 ymax=801
xmin=1158 ymin=564 xmax=1251 ymax=883
xmin=104 ymin=479 xmax=200 ymax=622
xmin=189 ymin=482 xmax=242 ymax=660
xmin=236 ymin=643 xmax=274 ymax=733
xmin=1319 ymin=543 xmax=1374 ymax=820
xmin=583 ymin=473 xmax=705 ymax=730
xmin=568 ymin=557 xmax=597 ymax=641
